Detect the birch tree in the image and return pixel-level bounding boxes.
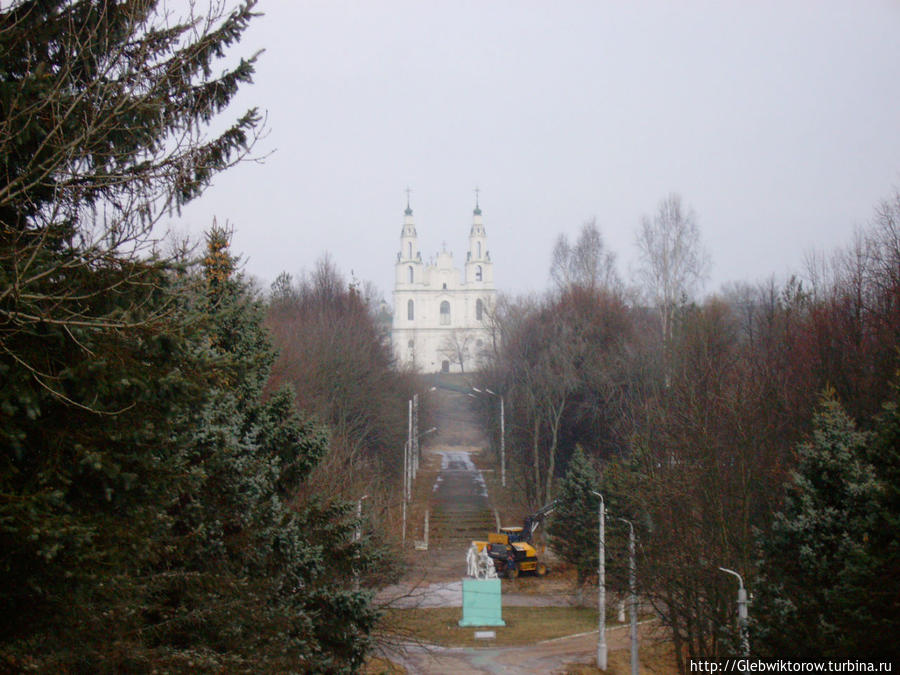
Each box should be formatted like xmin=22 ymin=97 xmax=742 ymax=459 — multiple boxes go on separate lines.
xmin=551 ymin=219 xmax=620 ymax=293
xmin=635 ymin=194 xmax=710 ymax=346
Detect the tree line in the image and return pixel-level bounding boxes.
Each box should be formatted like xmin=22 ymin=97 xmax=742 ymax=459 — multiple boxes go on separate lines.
xmin=477 ymin=193 xmax=900 ymax=668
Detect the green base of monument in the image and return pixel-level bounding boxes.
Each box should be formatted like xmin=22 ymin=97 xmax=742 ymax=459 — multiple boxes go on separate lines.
xmin=458 ymin=578 xmax=505 ymax=627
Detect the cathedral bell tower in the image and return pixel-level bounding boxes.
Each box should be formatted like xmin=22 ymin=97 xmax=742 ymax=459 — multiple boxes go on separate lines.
xmin=465 ymin=189 xmax=492 ymax=286
xmin=396 ymin=190 xmax=422 ymax=286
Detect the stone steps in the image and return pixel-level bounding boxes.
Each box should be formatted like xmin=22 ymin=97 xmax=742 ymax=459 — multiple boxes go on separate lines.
xmin=429 ymin=508 xmax=495 ymax=546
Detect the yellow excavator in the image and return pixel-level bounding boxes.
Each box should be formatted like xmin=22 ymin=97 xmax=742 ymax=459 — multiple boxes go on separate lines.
xmin=474 ymin=501 xmax=556 ymax=579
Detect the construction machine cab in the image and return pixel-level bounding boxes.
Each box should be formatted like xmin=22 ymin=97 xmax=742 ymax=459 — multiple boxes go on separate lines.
xmin=499 ymin=526 xmax=527 ymax=544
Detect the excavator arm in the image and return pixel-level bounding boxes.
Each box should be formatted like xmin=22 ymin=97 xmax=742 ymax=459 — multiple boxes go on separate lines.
xmin=523 ymin=499 xmax=557 ymax=541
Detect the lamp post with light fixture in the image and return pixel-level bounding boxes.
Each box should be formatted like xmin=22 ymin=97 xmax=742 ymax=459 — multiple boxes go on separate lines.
xmin=591 ymin=490 xmax=607 ymax=670
xmin=472 ymin=387 xmax=505 ymax=487
xmin=618 ymin=517 xmax=638 ymax=675
xmin=402 ymin=426 xmax=437 ymax=546
xmin=719 ymin=566 xmax=749 ymax=656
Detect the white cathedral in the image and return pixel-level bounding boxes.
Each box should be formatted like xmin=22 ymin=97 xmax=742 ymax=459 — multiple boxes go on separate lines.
xmin=392 ymin=196 xmax=497 ymax=373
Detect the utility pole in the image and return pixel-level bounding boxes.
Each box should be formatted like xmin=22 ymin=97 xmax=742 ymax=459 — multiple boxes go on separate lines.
xmin=619 ymin=517 xmax=638 ymax=675
xmin=592 ymin=491 xmax=607 ymax=670
xmin=719 ymin=567 xmax=750 ymax=657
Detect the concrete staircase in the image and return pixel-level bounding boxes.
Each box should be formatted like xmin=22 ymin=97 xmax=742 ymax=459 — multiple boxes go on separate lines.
xmin=428 ymin=504 xmax=495 ymax=549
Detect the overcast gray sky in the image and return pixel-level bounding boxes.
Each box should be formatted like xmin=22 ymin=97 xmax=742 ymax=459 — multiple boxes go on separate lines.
xmin=177 ymin=0 xmax=900 ymax=300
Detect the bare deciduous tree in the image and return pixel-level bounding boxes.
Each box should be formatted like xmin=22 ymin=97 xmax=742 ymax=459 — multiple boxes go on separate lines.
xmin=439 ymin=328 xmax=475 ymax=373
xmin=265 ymin=256 xmax=417 ymax=512
xmin=551 ymin=219 xmax=620 ymax=293
xmin=635 ymin=194 xmax=710 ymax=345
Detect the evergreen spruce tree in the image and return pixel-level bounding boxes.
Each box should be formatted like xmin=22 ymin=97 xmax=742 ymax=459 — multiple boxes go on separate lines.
xmin=754 ymin=393 xmax=892 ymax=659
xmin=129 ymin=227 xmax=382 ymax=672
xmin=862 ymin=380 xmax=900 ymax=658
xmin=1 ymin=0 xmax=262 ymax=356
xmin=1 ymin=4 xmax=384 ymax=670
xmin=547 ymin=445 xmax=601 ymax=594
xmin=1 ymin=1 xmax=263 ymax=667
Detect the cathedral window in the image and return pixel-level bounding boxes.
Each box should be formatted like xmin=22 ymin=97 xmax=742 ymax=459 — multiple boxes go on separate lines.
xmin=475 ymin=265 xmax=483 ymax=282
xmin=440 ymin=301 xmax=451 ymax=325
xmin=476 ymin=299 xmax=484 ymax=321
xmin=408 ymin=242 xmax=412 ymax=258
xmin=407 ymin=299 xmax=414 ymax=320
xmin=408 ymin=266 xmax=414 ymax=283
xmin=477 ymin=241 xmax=482 ymax=258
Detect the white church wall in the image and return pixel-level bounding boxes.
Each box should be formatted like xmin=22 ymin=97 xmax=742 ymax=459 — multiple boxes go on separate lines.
xmin=391 ymin=201 xmax=497 ymax=373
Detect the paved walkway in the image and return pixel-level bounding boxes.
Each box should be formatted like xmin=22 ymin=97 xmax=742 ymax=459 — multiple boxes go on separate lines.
xmin=383 ymin=621 xmax=663 ymax=674
xmin=377 ymin=578 xmax=579 ymax=609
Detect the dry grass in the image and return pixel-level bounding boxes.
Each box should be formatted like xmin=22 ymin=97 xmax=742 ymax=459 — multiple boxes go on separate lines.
xmin=381 ymin=606 xmax=599 ymax=648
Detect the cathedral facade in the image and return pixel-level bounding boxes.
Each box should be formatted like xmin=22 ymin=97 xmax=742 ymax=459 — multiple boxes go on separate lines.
xmin=392 ymin=198 xmax=497 ymax=373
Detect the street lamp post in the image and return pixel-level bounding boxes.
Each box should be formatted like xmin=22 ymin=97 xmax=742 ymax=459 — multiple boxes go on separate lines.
xmin=591 ymin=491 xmax=607 ymax=671
xmin=719 ymin=566 xmax=750 ymax=657
xmin=412 ymin=393 xmax=419 ymax=479
xmin=411 ymin=386 xmax=435 ymax=481
xmin=407 ymin=399 xmax=413 ymax=499
xmin=618 ymin=517 xmax=638 ymax=675
xmin=472 ymin=387 xmax=506 ymax=488
xmin=401 ymin=426 xmax=437 ymax=547
xmin=402 ymin=440 xmax=408 ymax=547
xmin=488 ymin=389 xmax=505 ymax=488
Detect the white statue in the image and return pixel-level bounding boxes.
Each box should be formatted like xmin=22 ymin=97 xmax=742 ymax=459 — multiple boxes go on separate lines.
xmin=478 ymin=546 xmax=498 ymax=579
xmin=466 ymin=543 xmax=479 ymax=578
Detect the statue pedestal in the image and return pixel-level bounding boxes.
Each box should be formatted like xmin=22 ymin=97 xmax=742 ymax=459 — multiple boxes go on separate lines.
xmin=458 ymin=578 xmax=505 ymax=627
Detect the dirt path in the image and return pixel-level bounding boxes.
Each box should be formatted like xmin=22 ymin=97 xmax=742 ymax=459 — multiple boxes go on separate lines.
xmin=384 ymin=621 xmax=667 ymax=674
